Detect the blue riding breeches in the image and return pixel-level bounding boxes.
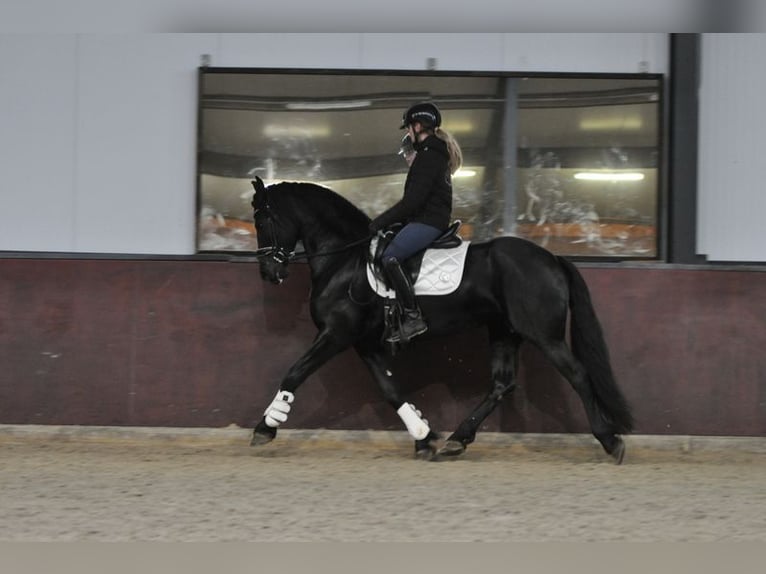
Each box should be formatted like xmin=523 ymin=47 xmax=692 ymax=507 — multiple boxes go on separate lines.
xmin=381 ymin=222 xmax=443 ymax=264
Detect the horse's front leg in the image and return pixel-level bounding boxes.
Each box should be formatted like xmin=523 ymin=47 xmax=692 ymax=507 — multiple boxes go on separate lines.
xmin=356 ymin=347 xmax=439 ymax=460
xmin=251 ymin=330 xmax=347 ymax=446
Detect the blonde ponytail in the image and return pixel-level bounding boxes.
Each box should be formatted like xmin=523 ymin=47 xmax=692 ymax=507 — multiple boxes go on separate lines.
xmin=435 ymin=127 xmax=463 ymax=175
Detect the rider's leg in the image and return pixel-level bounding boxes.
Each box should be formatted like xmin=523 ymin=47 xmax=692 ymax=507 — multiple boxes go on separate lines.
xmin=383 ymin=257 xmax=427 ymax=342
xmin=381 ymin=223 xmax=442 ymax=343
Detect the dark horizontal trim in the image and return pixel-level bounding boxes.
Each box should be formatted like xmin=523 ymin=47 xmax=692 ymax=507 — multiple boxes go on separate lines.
xmin=576 ymin=260 xmax=766 ymax=272
xmin=2 ymin=251 xmax=764 ymax=272
xmin=0 ymin=251 xmax=232 ymax=262
xmin=202 ymin=88 xmax=658 ymax=112
xmin=201 ymin=66 xmax=664 ymax=81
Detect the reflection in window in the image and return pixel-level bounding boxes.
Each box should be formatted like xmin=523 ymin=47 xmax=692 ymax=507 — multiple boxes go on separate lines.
xmin=197 ymin=70 xmax=661 ymax=259
xmin=513 ymin=77 xmax=660 ymax=257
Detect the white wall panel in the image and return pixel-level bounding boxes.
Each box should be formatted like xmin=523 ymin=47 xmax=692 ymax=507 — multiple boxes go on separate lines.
xmin=0 ymin=33 xmax=677 ymax=256
xmin=360 ymin=34 xmax=505 ymax=71
xmin=0 ymin=35 xmax=78 ymax=251
xmin=502 ymin=33 xmax=668 ymax=74
xmin=698 ymin=34 xmax=766 ymax=262
xmin=219 ymin=34 xmax=362 ymax=69
xmin=74 ymin=34 xmax=216 ymax=254
xmin=217 ymin=34 xmax=668 ymax=75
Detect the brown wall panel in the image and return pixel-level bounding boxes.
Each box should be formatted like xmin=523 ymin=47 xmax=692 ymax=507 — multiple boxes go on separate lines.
xmin=581 ymin=267 xmax=765 ymax=437
xmin=0 ymin=258 xmax=764 ymax=437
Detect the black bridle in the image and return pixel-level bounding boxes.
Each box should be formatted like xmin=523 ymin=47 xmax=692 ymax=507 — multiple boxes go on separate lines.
xmin=252 ymin=201 xmax=292 ymax=265
xmin=253 ymin=200 xmax=372 ymax=265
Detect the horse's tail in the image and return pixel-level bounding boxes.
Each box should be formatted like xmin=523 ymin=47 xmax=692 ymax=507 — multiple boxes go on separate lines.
xmin=557 ymin=256 xmax=634 ymax=434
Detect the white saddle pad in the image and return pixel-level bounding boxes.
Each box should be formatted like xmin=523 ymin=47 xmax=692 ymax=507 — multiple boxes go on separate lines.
xmin=366 ymin=238 xmax=470 ymax=299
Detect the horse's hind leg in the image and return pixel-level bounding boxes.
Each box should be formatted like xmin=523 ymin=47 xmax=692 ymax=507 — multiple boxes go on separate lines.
xmin=439 ymin=327 xmax=522 ymax=457
xmin=536 ymin=339 xmax=624 ymax=462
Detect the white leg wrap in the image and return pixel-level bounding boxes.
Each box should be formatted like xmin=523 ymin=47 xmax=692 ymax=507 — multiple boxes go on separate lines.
xmin=397 ymin=403 xmax=431 ymax=441
xmin=264 ymin=390 xmax=295 ymax=428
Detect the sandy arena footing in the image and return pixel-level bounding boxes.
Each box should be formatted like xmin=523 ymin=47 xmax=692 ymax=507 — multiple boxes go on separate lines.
xmin=0 ymin=425 xmax=764 ymax=542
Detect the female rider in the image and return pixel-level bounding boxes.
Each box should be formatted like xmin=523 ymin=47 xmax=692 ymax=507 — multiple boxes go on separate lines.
xmin=369 ymin=101 xmax=463 ymax=343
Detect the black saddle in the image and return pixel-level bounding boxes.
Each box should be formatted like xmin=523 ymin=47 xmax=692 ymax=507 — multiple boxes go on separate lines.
xmin=371 ymin=221 xmax=463 ymax=284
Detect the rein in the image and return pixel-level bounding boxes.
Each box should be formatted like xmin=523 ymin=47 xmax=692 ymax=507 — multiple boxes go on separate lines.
xmin=253 ymin=234 xmax=372 ymax=263
xmin=290 ymin=234 xmax=373 ymax=261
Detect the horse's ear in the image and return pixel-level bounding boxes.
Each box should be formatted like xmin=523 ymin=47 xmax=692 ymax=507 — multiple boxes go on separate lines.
xmin=251 ymin=177 xmax=268 ymax=209
xmin=251 ymin=177 xmax=266 ymax=193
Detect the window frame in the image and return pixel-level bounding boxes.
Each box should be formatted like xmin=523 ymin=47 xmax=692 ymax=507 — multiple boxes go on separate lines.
xmin=196 ymin=65 xmax=667 ymax=261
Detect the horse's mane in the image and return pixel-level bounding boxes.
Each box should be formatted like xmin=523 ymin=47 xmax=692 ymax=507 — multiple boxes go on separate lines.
xmin=267 ymin=181 xmax=371 ymax=237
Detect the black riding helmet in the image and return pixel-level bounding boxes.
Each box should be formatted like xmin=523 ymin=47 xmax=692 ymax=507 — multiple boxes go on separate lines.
xmin=400 ymin=101 xmax=441 ymax=130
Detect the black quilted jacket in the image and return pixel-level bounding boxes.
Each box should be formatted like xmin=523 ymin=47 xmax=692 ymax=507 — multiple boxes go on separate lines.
xmin=370 ymin=134 xmax=452 ymax=232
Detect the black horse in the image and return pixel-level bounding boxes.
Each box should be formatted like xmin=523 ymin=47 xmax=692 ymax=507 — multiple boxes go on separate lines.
xmin=249 ymin=176 xmax=633 ymax=463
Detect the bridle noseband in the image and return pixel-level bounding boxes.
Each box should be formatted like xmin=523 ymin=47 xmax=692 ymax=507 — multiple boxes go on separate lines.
xmin=252 ymin=202 xmax=292 ymax=265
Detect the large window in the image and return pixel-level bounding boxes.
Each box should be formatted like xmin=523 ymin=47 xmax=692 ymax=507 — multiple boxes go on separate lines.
xmin=197 ymin=68 xmax=662 ymax=259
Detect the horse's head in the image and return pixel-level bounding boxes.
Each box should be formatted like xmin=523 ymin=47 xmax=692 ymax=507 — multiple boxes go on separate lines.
xmin=251 ymin=177 xmax=298 ymax=285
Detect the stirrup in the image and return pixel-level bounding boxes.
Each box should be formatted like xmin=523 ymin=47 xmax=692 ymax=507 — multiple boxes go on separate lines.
xmin=385 ymin=330 xmax=402 ymax=343
xmin=401 ymin=317 xmax=428 ymax=341
xmin=387 ymin=313 xmax=427 ymax=344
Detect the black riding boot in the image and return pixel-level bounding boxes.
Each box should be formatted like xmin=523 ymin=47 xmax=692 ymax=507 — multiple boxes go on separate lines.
xmin=383 ymin=258 xmax=428 ymax=343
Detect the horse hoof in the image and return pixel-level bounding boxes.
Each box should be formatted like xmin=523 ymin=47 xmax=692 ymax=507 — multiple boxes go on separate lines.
xmin=415 ymin=447 xmax=436 ymax=461
xmin=250 ymin=430 xmax=275 ymax=446
xmin=610 ymin=437 xmax=626 ymax=465
xmin=436 ymin=440 xmax=466 ymax=458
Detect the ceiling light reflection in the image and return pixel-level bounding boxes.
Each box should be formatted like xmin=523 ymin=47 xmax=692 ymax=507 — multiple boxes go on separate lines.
xmin=579 ymin=117 xmax=643 ymax=131
xmin=574 ymin=172 xmax=645 ymax=182
xmin=263 ymin=124 xmax=331 ymax=138
xmin=286 ymin=100 xmax=372 ymax=110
